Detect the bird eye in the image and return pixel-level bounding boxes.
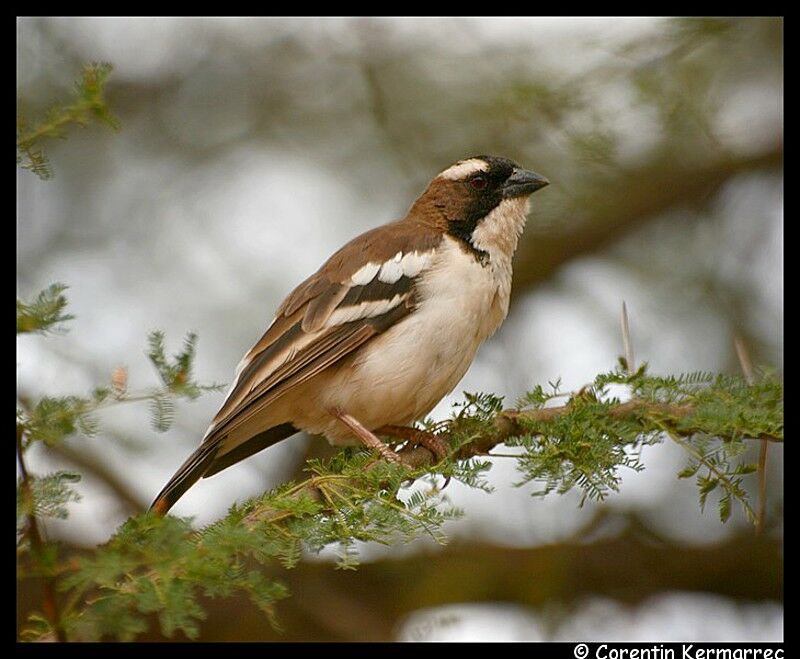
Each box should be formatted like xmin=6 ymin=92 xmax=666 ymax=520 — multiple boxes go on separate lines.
xmin=470 ymin=175 xmax=488 ymax=190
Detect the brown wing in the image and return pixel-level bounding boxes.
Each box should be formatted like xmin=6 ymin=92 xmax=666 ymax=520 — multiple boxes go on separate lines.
xmin=149 ymin=301 xmax=413 ymax=515
xmin=150 ymin=220 xmax=441 ymax=514
xmin=204 ymin=219 xmax=441 ymax=444
xmin=207 ymin=303 xmax=410 ymax=443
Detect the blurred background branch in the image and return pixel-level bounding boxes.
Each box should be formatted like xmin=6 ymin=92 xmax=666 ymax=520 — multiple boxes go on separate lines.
xmin=512 ymin=142 xmax=782 ymax=296
xmin=16 ymin=510 xmax=781 ymax=641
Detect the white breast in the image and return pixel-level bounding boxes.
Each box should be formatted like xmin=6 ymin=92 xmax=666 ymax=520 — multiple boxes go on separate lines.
xmin=412 ymin=234 xmax=512 ymax=346
xmin=306 ymin=235 xmax=514 ymax=443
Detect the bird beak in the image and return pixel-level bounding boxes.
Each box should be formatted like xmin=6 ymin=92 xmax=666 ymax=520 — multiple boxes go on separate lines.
xmin=502 ymin=168 xmax=550 ymax=199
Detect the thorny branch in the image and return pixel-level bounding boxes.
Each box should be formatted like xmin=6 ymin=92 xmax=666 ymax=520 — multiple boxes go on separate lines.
xmin=242 ymin=398 xmax=781 ymax=528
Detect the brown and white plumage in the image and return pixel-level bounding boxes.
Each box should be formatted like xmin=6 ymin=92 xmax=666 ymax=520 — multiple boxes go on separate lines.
xmin=151 ymin=155 xmax=548 ymax=514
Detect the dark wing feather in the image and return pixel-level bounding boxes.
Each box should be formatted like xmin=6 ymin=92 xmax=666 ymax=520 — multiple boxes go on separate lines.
xmin=150 ymin=423 xmax=298 ymax=515
xmin=203 ymin=422 xmax=299 ymax=478
xmin=339 ymin=275 xmax=415 ymax=307
xmin=208 ymin=303 xmax=410 ymax=443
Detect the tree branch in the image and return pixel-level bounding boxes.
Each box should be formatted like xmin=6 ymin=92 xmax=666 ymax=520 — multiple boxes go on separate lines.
xmin=243 ymin=398 xmax=781 ymax=527
xmin=17 ymin=424 xmax=66 ymax=642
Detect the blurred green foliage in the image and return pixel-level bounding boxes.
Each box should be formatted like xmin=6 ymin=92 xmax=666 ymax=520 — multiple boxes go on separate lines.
xmin=17 ymin=62 xmax=119 ymax=179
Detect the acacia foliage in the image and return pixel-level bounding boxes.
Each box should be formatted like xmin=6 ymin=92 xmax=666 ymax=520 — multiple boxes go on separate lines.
xmin=16 ymin=285 xmax=783 ymax=641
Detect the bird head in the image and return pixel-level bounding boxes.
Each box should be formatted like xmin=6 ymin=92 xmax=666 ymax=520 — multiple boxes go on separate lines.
xmin=409 ymin=155 xmax=549 ymax=258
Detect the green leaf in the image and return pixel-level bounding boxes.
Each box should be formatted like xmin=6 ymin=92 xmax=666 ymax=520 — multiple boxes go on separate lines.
xmin=148 ymin=392 xmax=175 ymax=432
xmin=719 ymin=494 xmax=733 ymax=523
xmin=147 ymin=330 xmax=204 ymax=396
xmin=16 ymin=283 xmax=74 ymax=334
xmin=677 ymin=462 xmax=700 ymax=479
xmin=697 ymin=475 xmax=719 ymax=511
xmin=18 ymin=471 xmax=82 ymax=534
xmin=22 ymin=396 xmax=96 ymax=446
xmin=22 ymin=359 xmax=781 ymax=641
xmin=17 ymin=63 xmax=120 ymax=180
xmin=19 ymin=614 xmax=56 ymax=642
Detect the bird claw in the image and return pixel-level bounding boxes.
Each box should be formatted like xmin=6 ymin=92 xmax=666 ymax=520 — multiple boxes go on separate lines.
xmin=411 ymin=432 xmax=451 ymax=463
xmin=373 ymin=425 xmax=453 ymax=488
xmin=376 ymin=425 xmax=451 ymax=461
xmin=377 ymin=443 xmax=404 ymax=465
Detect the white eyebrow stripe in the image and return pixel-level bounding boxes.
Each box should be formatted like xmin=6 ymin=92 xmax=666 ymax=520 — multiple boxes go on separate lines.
xmin=438 ymin=158 xmax=488 ymax=181
xmin=325 ymin=293 xmax=408 ymax=327
xmin=350 ymin=262 xmax=381 ymax=286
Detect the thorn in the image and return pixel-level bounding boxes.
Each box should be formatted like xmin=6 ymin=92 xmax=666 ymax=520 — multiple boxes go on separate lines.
xmin=734 ymin=334 xmax=767 ymax=536
xmin=734 ymin=335 xmax=755 ymax=385
xmin=620 ymin=301 xmax=635 ymax=375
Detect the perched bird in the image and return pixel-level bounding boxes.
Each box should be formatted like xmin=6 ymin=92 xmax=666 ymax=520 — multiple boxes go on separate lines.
xmin=151 ymin=155 xmax=549 ymax=514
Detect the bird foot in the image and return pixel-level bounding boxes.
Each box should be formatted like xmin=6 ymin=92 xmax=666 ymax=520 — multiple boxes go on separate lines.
xmin=330 ymin=408 xmax=403 ymax=465
xmin=377 ymin=425 xmax=452 ymax=489
xmin=375 ymin=425 xmax=451 ymax=462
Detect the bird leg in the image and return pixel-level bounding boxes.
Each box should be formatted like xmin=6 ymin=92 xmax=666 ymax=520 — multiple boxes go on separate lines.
xmin=330 ymin=408 xmax=403 ymax=465
xmin=375 ymin=425 xmax=451 ymax=462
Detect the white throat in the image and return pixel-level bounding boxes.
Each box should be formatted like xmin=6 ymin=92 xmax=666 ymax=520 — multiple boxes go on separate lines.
xmin=470 ymin=196 xmax=530 ymax=264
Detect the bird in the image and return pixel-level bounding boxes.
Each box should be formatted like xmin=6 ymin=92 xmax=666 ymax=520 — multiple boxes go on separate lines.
xmin=150 ymin=155 xmax=549 ymax=515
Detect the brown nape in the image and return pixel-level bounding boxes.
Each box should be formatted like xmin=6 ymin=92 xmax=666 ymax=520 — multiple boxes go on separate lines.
xmin=405 ymin=177 xmax=472 ymax=229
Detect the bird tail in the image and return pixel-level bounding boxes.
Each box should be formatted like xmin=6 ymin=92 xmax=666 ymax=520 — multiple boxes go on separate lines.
xmin=150 ymin=442 xmax=219 ymax=516
xmin=149 ymin=422 xmax=299 ymax=516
